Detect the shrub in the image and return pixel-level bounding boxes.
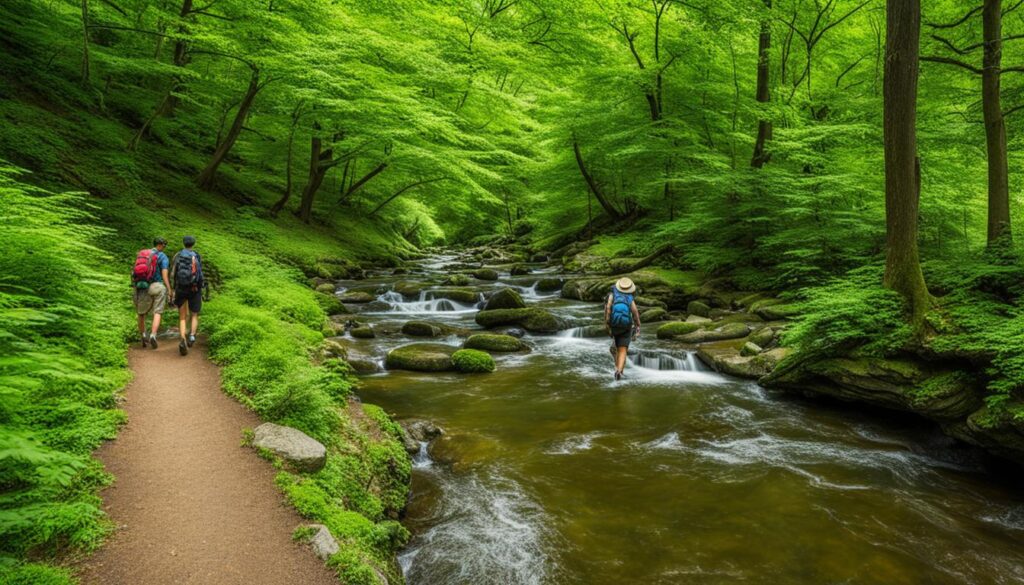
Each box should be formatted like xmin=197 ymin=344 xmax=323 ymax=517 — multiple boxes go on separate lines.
xmin=452 ymin=349 xmax=496 ymax=373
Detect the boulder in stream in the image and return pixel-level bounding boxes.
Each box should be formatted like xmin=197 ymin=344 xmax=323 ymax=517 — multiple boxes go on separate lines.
xmin=697 ymin=345 xmax=790 ymax=379
xmin=443 ymin=273 xmax=471 ymax=286
xmin=484 ymin=288 xmax=526 ymax=311
xmin=656 ymin=321 xmax=702 ymax=339
xmin=687 ymin=300 xmax=711 ymax=317
xmin=350 ymin=325 xmax=375 ymax=339
xmin=640 ymin=308 xmax=669 ymax=322
xmin=740 ymin=341 xmax=762 ymax=356
xmin=314 ymin=292 xmax=349 ymax=316
xmin=473 ymin=268 xmax=499 ymax=281
xmin=510 ymin=264 xmax=532 ymax=276
xmin=677 ymin=322 xmax=750 ymax=343
xmin=749 ymin=326 xmax=776 ymax=348
xmin=475 ymin=308 xmax=565 ymax=333
xmin=430 ymin=287 xmax=479 ymax=303
xmin=536 ymin=277 xmax=563 ymax=292
xmin=393 ymin=280 xmax=427 ymax=297
xmin=339 ymin=290 xmax=376 ymax=303
xmin=402 ymin=321 xmax=443 ymax=337
xmin=756 ymin=303 xmax=801 ymax=321
xmin=314 ymin=282 xmax=336 ymax=295
xmin=451 ymin=349 xmax=496 ymax=373
xmin=252 ymin=423 xmax=327 ymax=473
xmin=464 ymin=333 xmax=529 ymax=352
xmin=385 ymin=343 xmax=457 ymax=372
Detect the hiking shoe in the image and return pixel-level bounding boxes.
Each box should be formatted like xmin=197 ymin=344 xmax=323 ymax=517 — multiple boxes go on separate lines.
xmin=614 ymin=370 xmax=622 ymax=381
xmin=187 ymin=334 xmax=196 ymax=347
xmin=179 ymin=339 xmax=188 ymax=356
xmin=149 ymin=334 xmax=158 ymax=350
xmin=141 ymin=335 xmax=148 ymax=348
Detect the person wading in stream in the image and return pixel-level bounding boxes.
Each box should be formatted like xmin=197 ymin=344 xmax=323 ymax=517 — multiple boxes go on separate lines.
xmin=170 ymin=235 xmax=205 ymax=356
xmin=132 ymin=236 xmax=171 ymax=349
xmin=605 ymin=277 xmax=641 ymax=380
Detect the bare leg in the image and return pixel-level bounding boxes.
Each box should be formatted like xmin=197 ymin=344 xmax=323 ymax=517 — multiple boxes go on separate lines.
xmin=179 ymin=306 xmax=188 ymax=341
xmin=190 ymin=313 xmax=199 ymax=337
xmin=151 ymin=313 xmax=162 ymax=337
xmin=616 ymin=347 xmax=628 ymax=373
xmin=137 ymin=313 xmax=146 ymax=337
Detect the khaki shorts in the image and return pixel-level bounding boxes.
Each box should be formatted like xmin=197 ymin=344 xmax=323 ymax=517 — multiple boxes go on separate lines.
xmin=134 ymin=282 xmax=167 ymax=315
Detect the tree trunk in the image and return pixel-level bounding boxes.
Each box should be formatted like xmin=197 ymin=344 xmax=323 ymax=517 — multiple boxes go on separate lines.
xmin=298 ymin=128 xmax=332 ymax=224
xmin=81 ymin=0 xmax=91 ymax=86
xmin=128 ymin=88 xmax=173 ymax=150
xmin=983 ymin=0 xmax=1011 ymax=245
xmin=751 ymin=0 xmax=772 ymax=168
xmin=195 ymin=69 xmax=263 ymax=190
xmin=163 ymin=0 xmax=193 ymax=115
xmin=883 ymin=0 xmax=930 ymax=325
xmin=572 ymin=138 xmax=624 ymax=220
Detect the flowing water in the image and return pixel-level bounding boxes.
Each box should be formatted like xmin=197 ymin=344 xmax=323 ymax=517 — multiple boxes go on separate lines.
xmin=339 ymin=254 xmax=1024 ymax=585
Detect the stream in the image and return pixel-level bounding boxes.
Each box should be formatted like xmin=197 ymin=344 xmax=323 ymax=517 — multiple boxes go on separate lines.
xmin=337 ymin=252 xmax=1024 ymax=585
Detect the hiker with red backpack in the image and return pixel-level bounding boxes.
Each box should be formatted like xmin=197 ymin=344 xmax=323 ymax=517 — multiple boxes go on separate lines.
xmin=605 ymin=277 xmax=642 ymax=380
xmin=132 ymin=237 xmax=172 ymax=348
xmin=170 ymin=235 xmax=205 ymax=356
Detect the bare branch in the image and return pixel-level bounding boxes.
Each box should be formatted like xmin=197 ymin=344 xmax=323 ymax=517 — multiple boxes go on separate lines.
xmin=926 ymin=5 xmax=982 ymax=29
xmin=921 ymin=55 xmax=983 ymax=74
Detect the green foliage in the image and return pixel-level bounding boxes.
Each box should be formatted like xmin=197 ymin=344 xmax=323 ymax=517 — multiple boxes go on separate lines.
xmin=452 ymin=349 xmax=497 ymax=373
xmin=781 ymin=266 xmax=913 ymax=360
xmin=0 ymin=166 xmax=130 ymax=571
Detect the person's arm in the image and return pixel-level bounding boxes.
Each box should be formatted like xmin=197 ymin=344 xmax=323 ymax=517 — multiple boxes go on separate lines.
xmin=164 ymin=253 xmax=174 ymax=297
xmin=631 ymin=301 xmax=641 ymax=334
xmin=604 ymin=295 xmax=612 ymax=334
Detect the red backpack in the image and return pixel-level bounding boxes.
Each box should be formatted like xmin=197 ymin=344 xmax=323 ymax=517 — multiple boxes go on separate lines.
xmin=132 ymin=249 xmax=159 ymax=289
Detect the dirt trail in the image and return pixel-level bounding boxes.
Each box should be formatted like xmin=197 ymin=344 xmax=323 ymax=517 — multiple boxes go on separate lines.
xmin=77 ymin=337 xmax=338 ymax=585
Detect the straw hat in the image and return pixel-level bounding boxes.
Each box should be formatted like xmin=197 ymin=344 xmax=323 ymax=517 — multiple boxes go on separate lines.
xmin=614 ymin=277 xmax=636 ymax=294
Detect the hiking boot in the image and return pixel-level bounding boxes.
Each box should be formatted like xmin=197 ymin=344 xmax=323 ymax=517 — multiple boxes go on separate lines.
xmin=141 ymin=335 xmax=148 ymax=348
xmin=149 ymin=334 xmax=158 ymax=350
xmin=614 ymin=370 xmax=622 ymax=381
xmin=187 ymin=334 xmax=196 ymax=347
xmin=179 ymin=339 xmax=188 ymax=356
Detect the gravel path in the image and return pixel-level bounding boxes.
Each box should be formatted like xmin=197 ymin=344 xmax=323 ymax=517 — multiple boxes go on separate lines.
xmin=76 ymin=338 xmax=338 ymax=585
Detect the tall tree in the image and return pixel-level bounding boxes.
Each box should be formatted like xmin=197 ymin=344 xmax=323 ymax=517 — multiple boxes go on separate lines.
xmin=922 ymin=0 xmax=1014 ymax=246
xmin=883 ymin=0 xmax=931 ymax=324
xmin=751 ymin=0 xmax=772 ymax=168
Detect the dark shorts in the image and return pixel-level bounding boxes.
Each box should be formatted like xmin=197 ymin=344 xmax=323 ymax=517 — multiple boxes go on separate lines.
xmin=610 ymin=327 xmax=632 ymax=348
xmin=174 ymin=288 xmax=202 ymax=314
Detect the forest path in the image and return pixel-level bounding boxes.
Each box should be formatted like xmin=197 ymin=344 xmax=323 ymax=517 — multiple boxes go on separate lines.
xmin=76 ymin=337 xmax=337 ymax=585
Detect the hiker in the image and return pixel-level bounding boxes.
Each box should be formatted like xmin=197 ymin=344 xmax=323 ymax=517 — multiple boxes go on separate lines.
xmin=170 ymin=235 xmax=205 ymax=356
xmin=132 ymin=237 xmax=171 ymax=349
xmin=605 ymin=277 xmax=641 ymax=380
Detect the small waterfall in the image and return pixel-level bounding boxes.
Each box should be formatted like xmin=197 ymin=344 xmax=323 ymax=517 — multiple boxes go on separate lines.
xmin=628 ymin=350 xmax=702 ymax=371
xmin=374 ymin=290 xmax=475 ymax=313
xmin=413 ymin=441 xmax=432 ymax=468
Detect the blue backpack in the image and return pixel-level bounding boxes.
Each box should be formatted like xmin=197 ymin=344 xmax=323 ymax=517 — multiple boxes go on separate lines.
xmin=609 ymin=288 xmax=634 ymax=330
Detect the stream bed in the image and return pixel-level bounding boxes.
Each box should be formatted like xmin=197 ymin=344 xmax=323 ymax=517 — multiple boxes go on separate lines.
xmin=339 ymin=253 xmax=1024 ymax=585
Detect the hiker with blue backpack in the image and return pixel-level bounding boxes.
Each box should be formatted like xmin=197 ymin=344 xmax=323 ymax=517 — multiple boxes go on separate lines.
xmin=132 ymin=237 xmax=172 ymax=349
xmin=605 ymin=277 xmax=641 ymax=380
xmin=170 ymin=235 xmax=205 ymax=356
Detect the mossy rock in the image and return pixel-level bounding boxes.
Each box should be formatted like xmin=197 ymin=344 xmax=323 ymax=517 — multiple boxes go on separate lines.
xmin=339 ymin=291 xmax=376 ymax=303
xmin=451 ymin=349 xmax=496 ymax=373
xmin=394 ymin=281 xmax=426 ymax=297
xmin=535 ymin=277 xmax=563 ymax=292
xmin=677 ymin=322 xmax=751 ymax=343
xmin=749 ymin=326 xmax=775 ymax=348
xmin=402 ymin=321 xmax=443 ymax=337
xmin=748 ymin=297 xmax=784 ymax=313
xmin=315 ymin=282 xmax=337 ymax=295
xmin=756 ymin=303 xmax=801 ymax=321
xmin=640 ymin=308 xmax=669 ymax=322
xmin=740 ymin=341 xmax=762 ymax=357
xmin=656 ymin=321 xmax=702 ymax=339
xmin=443 ymin=273 xmax=471 ymax=286
xmin=473 ymin=268 xmax=499 ymax=281
xmin=385 ymin=343 xmax=457 ymax=372
xmin=735 ymin=292 xmax=770 ymax=310
xmin=510 ymin=264 xmax=531 ymax=276
xmin=687 ymin=300 xmax=711 ymax=317
xmin=350 ymin=326 xmax=375 ymax=339
xmin=635 ymin=296 xmax=668 ymax=310
xmin=429 ymin=287 xmax=479 ymax=303
xmin=474 ymin=308 xmax=565 ymax=333
xmin=314 ymin=292 xmax=349 ymax=316
xmin=464 ymin=333 xmax=529 ymax=352
xmin=484 ymin=288 xmax=526 ymax=311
